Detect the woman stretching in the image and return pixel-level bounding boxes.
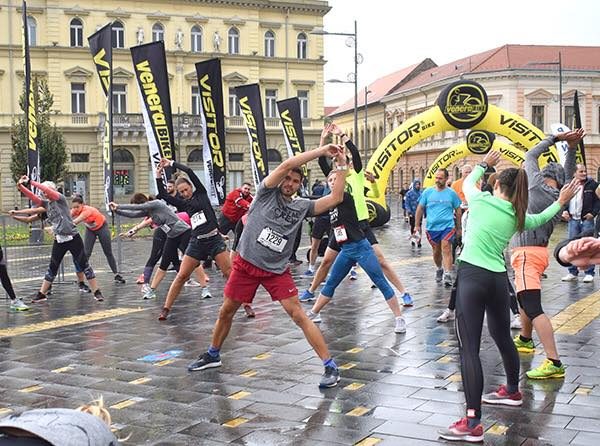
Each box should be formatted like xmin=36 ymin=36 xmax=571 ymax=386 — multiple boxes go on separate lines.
xmin=438 ymin=151 xmax=578 ymax=443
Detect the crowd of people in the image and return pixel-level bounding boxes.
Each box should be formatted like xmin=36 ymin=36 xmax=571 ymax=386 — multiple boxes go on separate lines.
xmin=4 ymin=123 xmax=600 ymax=444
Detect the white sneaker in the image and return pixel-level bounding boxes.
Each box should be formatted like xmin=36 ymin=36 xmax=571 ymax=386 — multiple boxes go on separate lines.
xmin=437 ymin=308 xmax=455 ymax=323
xmin=561 ymin=273 xmax=577 ymax=282
xmin=510 ymin=314 xmax=522 ymax=329
xmin=583 ymin=274 xmax=594 ymax=283
xmin=394 ymin=316 xmax=407 ymax=333
xmin=141 ymin=284 xmax=156 ymax=300
xmin=201 ymin=287 xmax=212 ymax=299
xmin=185 ymin=279 xmax=201 ymax=287
xmin=306 ymin=310 xmax=322 ymax=323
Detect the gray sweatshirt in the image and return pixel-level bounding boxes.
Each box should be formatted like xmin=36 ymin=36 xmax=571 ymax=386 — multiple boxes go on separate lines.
xmin=0 ymin=408 xmax=118 ymax=445
xmin=510 ymin=136 xmax=576 ymax=248
xmin=115 ymin=200 xmax=189 ymax=238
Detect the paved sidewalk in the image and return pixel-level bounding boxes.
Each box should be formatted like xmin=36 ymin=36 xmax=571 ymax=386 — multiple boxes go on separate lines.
xmin=1 ymin=217 xmax=600 ymax=445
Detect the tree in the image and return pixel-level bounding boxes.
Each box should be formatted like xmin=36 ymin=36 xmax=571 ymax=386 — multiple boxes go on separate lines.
xmin=10 ymin=78 xmax=69 ymax=183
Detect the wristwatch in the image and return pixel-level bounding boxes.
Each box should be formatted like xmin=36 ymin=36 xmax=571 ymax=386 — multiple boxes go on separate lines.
xmin=479 ymin=162 xmax=488 ymax=170
xmin=336 ymin=165 xmax=348 ymax=171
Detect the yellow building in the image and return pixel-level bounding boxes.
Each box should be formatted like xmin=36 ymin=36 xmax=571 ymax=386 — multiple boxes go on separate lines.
xmin=0 ymin=0 xmax=330 ymax=208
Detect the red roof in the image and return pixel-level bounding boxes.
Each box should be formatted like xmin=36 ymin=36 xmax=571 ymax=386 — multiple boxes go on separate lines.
xmin=324 ymin=106 xmax=337 ymax=116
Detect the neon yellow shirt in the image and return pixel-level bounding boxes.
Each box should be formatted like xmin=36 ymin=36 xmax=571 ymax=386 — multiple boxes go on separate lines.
xmin=346 ymin=170 xmax=369 ymax=222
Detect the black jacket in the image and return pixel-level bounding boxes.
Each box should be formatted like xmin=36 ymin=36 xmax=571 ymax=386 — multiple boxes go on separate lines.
xmin=567 ymin=178 xmax=600 ymax=219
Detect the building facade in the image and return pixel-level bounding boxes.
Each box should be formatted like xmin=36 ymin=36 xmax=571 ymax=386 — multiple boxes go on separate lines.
xmin=0 ymin=0 xmax=330 ymax=208
xmin=329 ymin=45 xmax=600 ymax=194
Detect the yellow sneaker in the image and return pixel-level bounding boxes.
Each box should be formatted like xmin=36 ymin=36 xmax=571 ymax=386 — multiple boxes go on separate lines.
xmin=526 ymin=359 xmax=565 ymax=380
xmin=513 ymin=335 xmax=534 ymax=353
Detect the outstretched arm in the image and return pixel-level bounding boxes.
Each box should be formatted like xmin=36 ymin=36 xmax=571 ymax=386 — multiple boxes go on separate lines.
xmin=16 ymin=176 xmax=43 ymax=206
xmin=312 ymin=152 xmax=348 ymax=215
xmin=30 ymin=180 xmax=61 ymax=201
xmin=329 ymin=122 xmax=362 ymax=172
xmin=161 ymin=159 xmax=207 ymax=195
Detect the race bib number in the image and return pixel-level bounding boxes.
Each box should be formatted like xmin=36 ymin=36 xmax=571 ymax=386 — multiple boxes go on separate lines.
xmin=56 ymin=234 xmax=74 ymax=244
xmin=333 ymin=225 xmax=348 ymax=243
xmin=257 ymin=227 xmax=288 ymax=253
xmin=191 ymin=211 xmax=207 ymax=229
xmin=161 ymin=224 xmax=171 ymax=233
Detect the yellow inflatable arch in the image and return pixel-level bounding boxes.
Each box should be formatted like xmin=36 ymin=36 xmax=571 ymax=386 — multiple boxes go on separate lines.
xmin=365 ymin=80 xmax=559 ymax=226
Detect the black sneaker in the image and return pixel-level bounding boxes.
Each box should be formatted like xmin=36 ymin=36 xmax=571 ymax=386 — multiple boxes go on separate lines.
xmin=78 ymin=282 xmax=91 ymax=293
xmin=114 ymin=274 xmax=126 ymax=284
xmin=319 ymin=366 xmax=340 ymax=388
xmin=93 ymin=290 xmax=104 ymax=302
xmin=31 ymin=292 xmax=47 ymax=304
xmin=188 ymin=352 xmax=222 ymax=371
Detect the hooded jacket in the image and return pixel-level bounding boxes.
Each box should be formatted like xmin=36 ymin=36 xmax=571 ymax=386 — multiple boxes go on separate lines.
xmin=404 ymin=179 xmax=422 ymax=215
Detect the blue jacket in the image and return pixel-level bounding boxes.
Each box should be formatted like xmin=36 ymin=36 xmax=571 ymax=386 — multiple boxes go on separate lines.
xmin=404 ymin=179 xmax=422 ymax=215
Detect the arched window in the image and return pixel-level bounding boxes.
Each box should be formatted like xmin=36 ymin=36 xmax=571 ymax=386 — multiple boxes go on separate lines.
xmin=191 ymin=25 xmax=202 ymax=52
xmin=112 ymin=21 xmax=124 ymax=48
xmin=27 ymin=16 xmax=37 ymax=46
xmin=410 ymin=168 xmax=415 ymax=181
xmin=187 ymin=148 xmax=206 ymax=186
xmin=228 ymin=27 xmax=239 ymax=54
xmin=70 ymin=18 xmax=83 ymax=47
xmin=264 ymin=30 xmax=275 ymax=57
xmin=267 ymin=149 xmax=282 ymax=173
xmin=152 ymin=23 xmax=164 ymax=42
xmin=297 ymin=32 xmax=307 ymax=59
xmin=379 ymin=124 xmax=384 ymax=143
xmin=399 ymin=170 xmax=404 ymax=189
xmin=113 ymin=149 xmax=135 ymax=196
xmin=419 ymin=168 xmax=425 ymax=181
xmin=453 ymin=166 xmax=460 ymax=182
xmin=365 ymin=127 xmax=370 ymax=150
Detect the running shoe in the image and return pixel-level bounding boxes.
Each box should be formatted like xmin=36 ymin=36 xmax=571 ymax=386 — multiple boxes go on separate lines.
xmin=319 ymin=365 xmax=340 ymax=388
xmin=299 ymin=289 xmax=315 ymax=302
xmin=482 ymin=384 xmax=523 ymax=406
xmin=401 ymin=292 xmax=413 ymax=307
xmin=93 ymin=290 xmax=105 ymax=302
xmin=158 ymin=307 xmax=170 ymax=320
xmin=10 ymin=299 xmax=29 ymax=311
xmin=583 ymin=274 xmax=594 ymax=283
xmin=142 ymin=284 xmax=156 ymax=300
xmin=526 ymin=359 xmax=565 ymax=380
xmin=306 ymin=310 xmax=322 ymax=323
xmin=371 ymin=283 xmax=378 ymax=289
xmin=78 ymin=282 xmax=92 ymax=293
xmin=417 ymin=242 xmax=422 ymax=248
xmin=185 ymin=279 xmax=201 ymax=287
xmin=561 ymin=273 xmax=577 ymax=282
xmin=188 ymin=352 xmax=222 ymax=371
xmin=394 ymin=316 xmax=407 ymax=333
xmin=513 ymin=335 xmax=535 ymax=353
xmin=31 ymin=292 xmax=47 ymax=304
xmin=438 ymin=417 xmax=484 ymax=443
xmin=243 ymin=304 xmax=255 ymax=318
xmin=201 ymin=287 xmax=212 ymax=299
xmin=411 ymin=241 xmax=415 ymax=247
xmin=437 ymin=308 xmax=455 ymax=323
xmin=435 ymin=268 xmax=444 ymax=283
xmin=136 ymin=274 xmax=144 ymax=284
xmin=349 ymin=269 xmax=358 ymax=280
xmin=114 ymin=274 xmax=126 ymax=284
xmin=443 ymin=272 xmax=453 ymax=287
xmin=288 ymin=259 xmax=303 ymax=267
xmin=510 ymin=314 xmax=522 ymax=330
xmin=303 ymin=269 xmax=314 ymax=277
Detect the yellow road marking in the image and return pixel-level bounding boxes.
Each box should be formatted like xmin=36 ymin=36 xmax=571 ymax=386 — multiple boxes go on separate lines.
xmin=0 ymin=307 xmax=145 ymax=338
xmin=355 ymin=438 xmax=382 ymax=446
xmin=447 ymin=373 xmax=462 ymax=382
xmin=339 ymin=362 xmax=357 ymax=370
xmin=344 ymin=382 xmax=365 ymax=391
xmin=240 ymin=369 xmax=258 ymax=377
xmin=253 ymin=353 xmax=271 ymax=360
xmin=110 ymin=398 xmax=143 ymax=410
xmin=437 ymin=355 xmax=455 ymax=364
xmin=19 ymin=385 xmax=42 ymax=393
xmin=552 ymin=290 xmax=600 ymax=335
xmin=228 ymin=391 xmax=251 ymax=400
xmin=487 ymin=424 xmax=509 ymax=435
xmin=347 ymin=406 xmax=370 ymax=417
xmin=575 ymin=386 xmax=593 ymax=396
xmin=51 ymin=366 xmax=74 ymax=373
xmin=0 ymin=408 xmax=13 ymax=416
xmin=154 ymin=359 xmax=175 ymax=367
xmin=346 ymin=347 xmax=364 ymax=354
xmin=129 ymin=377 xmax=152 ymax=385
xmin=223 ymin=417 xmax=249 ymax=427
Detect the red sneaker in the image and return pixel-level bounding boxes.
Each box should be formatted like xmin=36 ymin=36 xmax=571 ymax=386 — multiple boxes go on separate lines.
xmin=482 ymin=384 xmax=523 ymax=406
xmin=438 ymin=417 xmax=484 ymax=443
xmin=136 ymin=274 xmax=144 ymax=284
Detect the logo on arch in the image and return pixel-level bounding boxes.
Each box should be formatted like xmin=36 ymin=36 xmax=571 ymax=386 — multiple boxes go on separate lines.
xmin=437 ymin=81 xmax=488 ymax=129
xmin=466 ymin=130 xmax=495 ymax=154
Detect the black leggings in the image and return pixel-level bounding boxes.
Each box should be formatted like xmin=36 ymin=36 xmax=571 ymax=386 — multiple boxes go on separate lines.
xmin=448 ymin=276 xmax=518 ymax=314
xmin=45 ymin=234 xmax=94 ymax=283
xmin=0 ymin=248 xmax=17 ymax=300
xmin=146 ymin=229 xmax=180 ymax=270
xmin=455 ymin=262 xmax=520 ymax=420
xmin=158 ymin=230 xmax=191 ymax=271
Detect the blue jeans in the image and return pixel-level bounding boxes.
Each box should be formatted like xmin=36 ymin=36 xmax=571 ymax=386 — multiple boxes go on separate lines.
xmin=321 ymin=238 xmax=395 ymax=300
xmin=567 ymin=219 xmax=595 ymax=275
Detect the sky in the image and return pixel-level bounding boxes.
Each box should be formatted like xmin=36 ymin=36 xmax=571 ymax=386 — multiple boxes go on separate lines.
xmin=322 ymin=0 xmax=600 ymax=107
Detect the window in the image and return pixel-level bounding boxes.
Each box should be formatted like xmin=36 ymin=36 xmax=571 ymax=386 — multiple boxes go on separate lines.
xmin=113 ymin=148 xmax=135 ymax=196
xmin=265 ymin=89 xmax=277 ymax=118
xmin=229 ymin=88 xmax=241 ymax=116
xmin=228 ymin=27 xmax=239 ymax=54
xmin=229 ymin=171 xmax=243 ymax=191
xmin=298 ymin=90 xmax=309 ymax=119
xmin=191 ymin=25 xmax=202 ymax=52
xmin=267 ymin=149 xmax=282 ymax=172
xmin=152 ymin=23 xmax=164 ymax=42
xmin=112 ymin=84 xmax=126 ymax=114
xmin=71 ymin=83 xmax=86 ymax=114
xmin=564 ymin=105 xmax=575 ymax=128
xmin=27 ymin=16 xmax=37 ymax=46
xmin=532 ymin=105 xmax=545 ymax=131
xmin=112 ymin=21 xmax=124 ymax=48
xmin=71 ymin=153 xmax=89 ymax=163
xmin=70 ymin=18 xmax=83 ymax=47
xmin=191 ymin=86 xmax=200 ymax=115
xmin=264 ymin=30 xmax=275 ymax=57
xmin=228 ymin=153 xmax=243 ymax=162
xmin=297 ymin=33 xmax=307 ymax=59
xmin=64 ymin=173 xmax=89 ymax=201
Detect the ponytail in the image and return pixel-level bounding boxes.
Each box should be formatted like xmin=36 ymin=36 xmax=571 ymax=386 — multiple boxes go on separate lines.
xmin=497 ymin=168 xmax=529 ymax=232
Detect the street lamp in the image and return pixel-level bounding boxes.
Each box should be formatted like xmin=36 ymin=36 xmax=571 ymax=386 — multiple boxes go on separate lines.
xmin=364 ymin=87 xmax=372 ymax=159
xmin=527 ymin=52 xmax=563 ymax=123
xmin=312 ymin=20 xmax=359 ymax=144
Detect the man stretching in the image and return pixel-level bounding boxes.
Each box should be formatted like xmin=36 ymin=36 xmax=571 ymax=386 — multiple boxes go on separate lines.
xmin=188 ymin=143 xmax=348 ymax=388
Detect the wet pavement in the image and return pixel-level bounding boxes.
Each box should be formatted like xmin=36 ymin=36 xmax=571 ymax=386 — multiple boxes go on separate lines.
xmin=2 ymin=216 xmax=600 ymax=445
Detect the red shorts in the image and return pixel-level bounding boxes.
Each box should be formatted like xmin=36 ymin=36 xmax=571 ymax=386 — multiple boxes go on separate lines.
xmin=224 ymin=256 xmax=297 ymax=303
xmin=510 ymin=246 xmax=549 ymax=293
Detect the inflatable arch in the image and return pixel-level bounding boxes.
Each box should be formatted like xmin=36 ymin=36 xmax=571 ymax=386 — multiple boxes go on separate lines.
xmin=422 ymin=130 xmax=531 ymax=188
xmin=365 ymin=80 xmax=559 ymax=227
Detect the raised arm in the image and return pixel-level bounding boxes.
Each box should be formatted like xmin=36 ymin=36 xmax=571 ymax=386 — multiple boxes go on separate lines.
xmin=562 ymin=129 xmax=585 ymax=181
xmin=524 ymin=178 xmax=580 ymax=230
xmin=30 ymin=180 xmax=61 ymax=201
xmin=17 ymin=178 xmax=43 ymax=206
xmin=155 ymin=173 xmax=187 ymax=210
xmin=364 ymin=171 xmax=379 ymax=198
xmin=312 ymin=152 xmax=348 ymax=215
xmin=72 ymin=207 xmax=93 ymax=225
xmin=344 ymin=139 xmax=362 ymax=173
xmin=162 ymin=159 xmax=207 ymax=195
xmin=465 ymin=151 xmax=501 ymax=201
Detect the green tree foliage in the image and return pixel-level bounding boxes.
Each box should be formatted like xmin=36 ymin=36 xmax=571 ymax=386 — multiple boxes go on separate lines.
xmin=10 ymin=78 xmax=68 ymax=183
